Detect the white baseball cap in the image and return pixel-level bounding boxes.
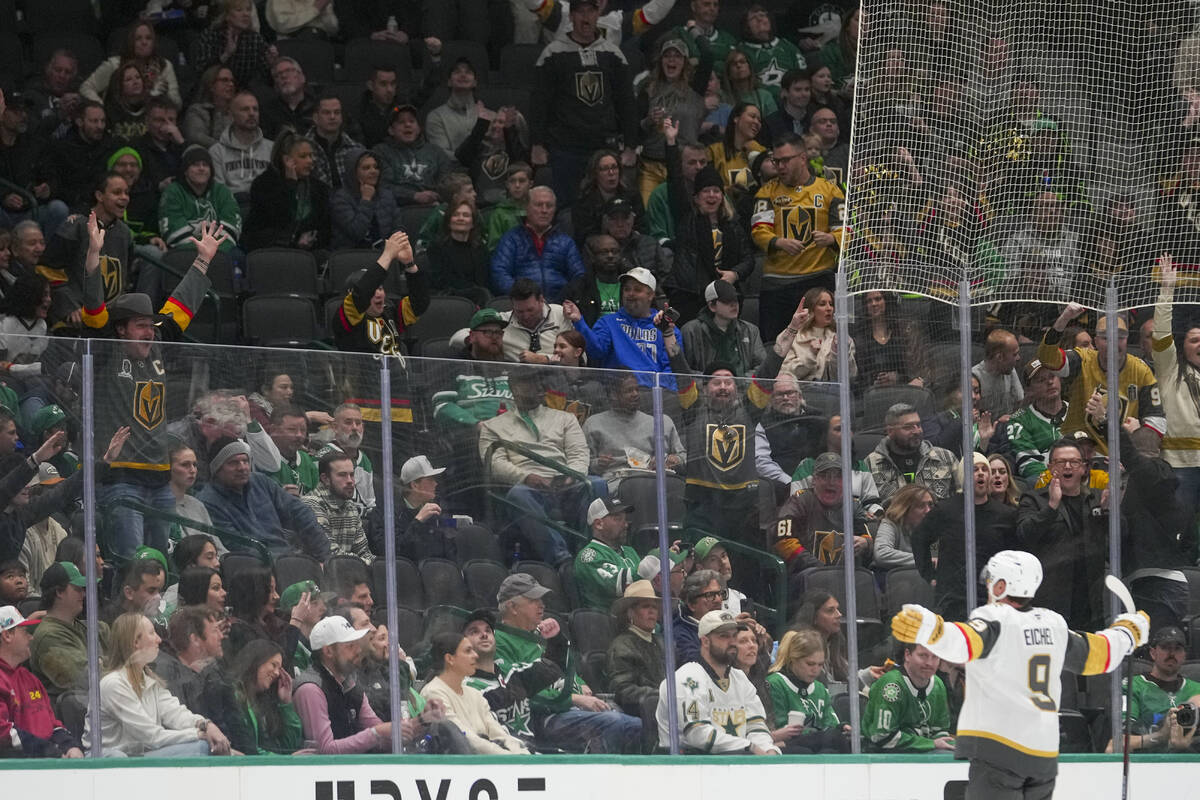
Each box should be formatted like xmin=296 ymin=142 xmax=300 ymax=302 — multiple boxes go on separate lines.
xmin=400 ymin=455 xmax=446 ymax=484
xmin=620 ymin=267 xmax=657 ymax=293
xmin=586 ymin=496 xmax=634 ymax=526
xmin=0 ymin=605 xmax=40 ymax=633
xmin=309 ymin=616 xmax=368 ymax=650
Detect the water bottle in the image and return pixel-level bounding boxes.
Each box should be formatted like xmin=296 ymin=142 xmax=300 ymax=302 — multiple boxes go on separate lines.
xmin=511 ymin=541 xmax=522 ymax=567
xmin=386 ymin=15 xmax=399 ymax=33
xmin=416 ymin=734 xmax=433 ymax=753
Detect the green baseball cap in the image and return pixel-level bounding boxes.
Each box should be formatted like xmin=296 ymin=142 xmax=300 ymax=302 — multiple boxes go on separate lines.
xmin=31 ymin=404 xmax=68 ymax=438
xmin=133 ymin=546 xmax=169 ymax=574
xmin=694 ymin=536 xmax=726 ymax=561
xmin=469 ymin=308 xmax=509 ymax=330
xmin=44 ymin=561 xmax=89 ymax=589
xmin=279 ymin=580 xmax=337 ymax=611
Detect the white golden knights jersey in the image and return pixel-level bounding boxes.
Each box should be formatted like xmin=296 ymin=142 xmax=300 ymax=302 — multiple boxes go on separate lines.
xmin=926 ymin=602 xmax=1134 ymax=778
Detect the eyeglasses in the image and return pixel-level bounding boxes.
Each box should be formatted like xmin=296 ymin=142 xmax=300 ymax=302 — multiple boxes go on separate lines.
xmin=474 ymin=328 xmax=504 ymax=337
xmin=1050 ymin=458 xmax=1084 ymax=466
xmin=771 ymin=153 xmax=801 ymax=166
xmin=597 ymin=164 xmax=620 ymax=173
xmin=697 ymin=590 xmax=729 ymax=602
xmin=774 ymin=390 xmax=800 ymax=398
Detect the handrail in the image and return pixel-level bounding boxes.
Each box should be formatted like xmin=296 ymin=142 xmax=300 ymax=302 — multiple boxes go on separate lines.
xmin=481 ymin=437 xmax=599 ymax=547
xmin=0 ymin=177 xmax=36 ymax=215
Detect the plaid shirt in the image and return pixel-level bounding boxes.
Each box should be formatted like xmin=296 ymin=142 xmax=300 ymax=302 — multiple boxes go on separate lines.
xmin=194 ymin=25 xmax=273 ymax=89
xmin=307 ymin=128 xmax=362 ymax=190
xmin=301 ymin=484 xmax=375 ymax=563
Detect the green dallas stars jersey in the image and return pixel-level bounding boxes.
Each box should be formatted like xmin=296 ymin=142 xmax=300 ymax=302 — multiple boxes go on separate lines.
xmin=1122 ymin=673 xmax=1200 ymax=738
xmin=765 ymin=671 xmax=841 ymax=730
xmin=862 ymin=667 xmax=952 ymax=752
xmin=574 ymin=538 xmax=640 ymax=610
xmin=1005 ymin=402 xmax=1066 ymax=481
xmin=737 ymin=38 xmax=806 ymax=101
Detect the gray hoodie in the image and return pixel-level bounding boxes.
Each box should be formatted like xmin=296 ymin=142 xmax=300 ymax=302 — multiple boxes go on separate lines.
xmin=209 ymin=124 xmax=274 ymax=195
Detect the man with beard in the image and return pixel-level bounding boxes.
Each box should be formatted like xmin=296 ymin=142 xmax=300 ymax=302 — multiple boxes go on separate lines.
xmin=680 ymin=360 xmax=781 ymax=545
xmin=865 ymin=403 xmax=961 ymax=505
xmin=771 ymin=453 xmax=872 ymax=582
xmin=155 ymin=605 xmax=228 ymax=721
xmin=0 ymin=90 xmax=68 ymax=234
xmin=43 ymin=101 xmax=114 ymax=210
xmin=574 ymin=497 xmax=638 ymax=610
xmin=863 ymin=643 xmax=954 ymax=753
xmin=1108 ymin=626 xmax=1200 ymax=753
xmin=302 ymin=453 xmax=374 ymax=563
xmin=657 ymin=608 xmax=780 ymax=754
xmin=754 ymin=372 xmax=825 ymax=501
xmin=478 ymin=368 xmax=596 ymax=565
xmin=462 ymin=608 xmax=561 ymax=742
xmin=293 ymin=616 xmax=393 ymax=753
xmin=316 ymin=404 xmax=375 ymax=515
xmin=434 ymin=309 xmax=512 ymax=426
xmin=264 ymin=405 xmax=318 ymax=495
xmin=100 ymin=557 xmax=165 ymax=624
xmin=912 ymin=452 xmax=1017 ymax=621
xmin=44 ymin=171 xmax=132 ymax=326
xmin=29 ymin=562 xmax=110 ymax=706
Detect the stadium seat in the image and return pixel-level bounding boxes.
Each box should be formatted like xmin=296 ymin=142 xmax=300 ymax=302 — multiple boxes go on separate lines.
xmin=423 ymin=604 xmax=471 ymax=641
xmin=852 ymin=432 xmax=884 ymax=461
xmin=511 ymin=560 xmax=567 ymax=612
xmin=499 ymin=43 xmax=542 ymax=89
xmin=17 ymin=598 xmax=40 ymax=618
xmin=273 ymin=553 xmax=322 ymax=590
xmin=453 ymin=523 xmax=504 ymax=566
xmin=1181 ymin=660 xmax=1200 ymax=683
xmin=246 ymin=248 xmax=321 ymax=299
xmin=569 ymin=608 xmax=616 ymax=657
xmin=420 ymin=557 xmax=470 ymax=607
xmin=341 ymin=39 xmax=414 ymax=84
xmin=631 ymin=523 xmax=684 ymax=556
xmin=463 ymin=559 xmax=508 ymax=608
xmin=276 ymin=38 xmax=336 ymax=85
xmin=163 ymin=248 xmax=237 ymax=299
xmin=479 ymin=84 xmax=531 ymax=120
xmin=558 ymin=558 xmax=581 ymax=610
xmin=1059 ymin=710 xmax=1092 ymax=753
xmin=405 ymin=296 xmax=478 ymax=343
xmin=1179 ymin=566 xmax=1200 ymax=621
xmin=862 ymin=385 xmax=936 ymax=430
xmin=372 ymin=557 xmax=426 ymax=610
xmin=486 ymin=296 xmax=513 ymax=313
xmin=882 ymin=567 xmax=934 ymax=619
xmin=416 ymin=336 xmax=456 ymax=359
xmin=799 ymin=382 xmax=840 ymax=419
xmin=241 ymin=294 xmax=320 ymax=348
xmin=398 ymin=204 xmax=437 ymax=237
xmin=795 ymin=566 xmax=884 ymax=645
xmin=581 ymin=650 xmax=610 ymax=693
xmin=324 ymin=554 xmax=370 ymax=591
xmin=220 ymin=552 xmax=265 ymax=583
xmin=615 ymin=474 xmax=685 ymax=535
xmin=390 ymin=605 xmax=425 ymax=650
xmin=323 ymin=295 xmax=345 ymax=339
xmin=56 ymin=691 xmax=87 ymax=742
xmin=326 ymin=249 xmax=380 ymax=296
xmin=739 ymin=297 xmax=759 ymax=327
xmin=0 ymin=32 xmax=24 ymax=86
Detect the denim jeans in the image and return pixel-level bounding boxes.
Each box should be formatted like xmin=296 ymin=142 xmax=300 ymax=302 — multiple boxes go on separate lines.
xmin=1175 ymin=466 xmax=1200 ymax=557
xmin=538 ymin=708 xmax=642 ymax=754
xmin=99 ymin=480 xmax=176 ymax=557
xmin=504 ymin=476 xmax=607 ymax=564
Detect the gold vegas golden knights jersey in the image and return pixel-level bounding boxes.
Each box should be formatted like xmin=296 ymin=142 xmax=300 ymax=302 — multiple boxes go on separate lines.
xmin=751 ymin=176 xmax=846 ymax=280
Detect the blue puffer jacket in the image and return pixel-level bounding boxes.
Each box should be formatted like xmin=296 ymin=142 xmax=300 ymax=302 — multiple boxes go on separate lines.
xmin=489 ymin=224 xmax=585 ymax=303
xmin=198 ymin=473 xmax=331 ymax=561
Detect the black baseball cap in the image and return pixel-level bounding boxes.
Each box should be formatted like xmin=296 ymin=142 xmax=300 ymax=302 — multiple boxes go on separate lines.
xmin=602 ymin=197 xmax=636 ymax=218
xmin=1151 ymin=626 xmax=1186 ymax=648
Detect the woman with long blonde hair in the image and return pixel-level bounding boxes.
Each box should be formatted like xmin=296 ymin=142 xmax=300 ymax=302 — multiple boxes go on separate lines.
xmin=765 ymin=629 xmax=850 ymax=753
xmin=84 ymin=613 xmax=231 ymax=757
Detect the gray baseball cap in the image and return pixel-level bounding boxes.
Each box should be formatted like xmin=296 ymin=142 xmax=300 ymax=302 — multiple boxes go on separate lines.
xmin=497 ymin=573 xmax=551 ymax=605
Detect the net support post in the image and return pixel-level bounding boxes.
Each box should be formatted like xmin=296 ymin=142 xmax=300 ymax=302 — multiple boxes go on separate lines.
xmin=835 ymin=269 xmax=862 ymax=753
xmin=379 ymin=360 xmax=404 ymax=754
xmin=1105 ymin=286 xmax=1124 ymax=748
xmin=82 ymin=340 xmax=101 ymax=758
xmin=959 ymin=274 xmax=978 ymax=612
xmin=652 ymin=374 xmax=680 ymax=755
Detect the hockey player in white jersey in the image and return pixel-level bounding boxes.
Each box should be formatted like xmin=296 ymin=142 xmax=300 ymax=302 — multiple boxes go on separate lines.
xmin=892 ymin=550 xmax=1149 ymax=799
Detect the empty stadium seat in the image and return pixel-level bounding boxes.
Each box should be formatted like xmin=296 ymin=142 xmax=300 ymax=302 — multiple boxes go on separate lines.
xmin=372 ymin=557 xmax=426 ymax=610
xmin=247 ymin=248 xmax=321 ymax=299
xmin=390 ymin=605 xmax=425 ymax=650
xmin=276 ymin=38 xmax=336 ymax=84
xmin=324 ymin=554 xmax=370 ymax=591
xmin=241 ymin=294 xmax=320 ymax=348
xmin=862 ymin=385 xmax=936 ymax=431
xmin=404 ymin=296 xmax=478 ymax=343
xmin=422 ymin=604 xmax=470 ymax=641
xmin=221 ymin=552 xmax=267 ymax=583
xmin=273 ymin=553 xmax=323 ymax=590
xmin=463 ymin=559 xmax=508 ymax=609
xmin=453 ymin=523 xmax=504 ymax=566
xmin=326 ymin=249 xmax=381 ymax=295
xmin=341 ymin=39 xmax=414 ymax=84
xmin=882 ymin=567 xmax=934 ymax=618
xmin=420 ymin=557 xmax=470 ymax=607
xmin=499 ymin=43 xmax=542 ymax=88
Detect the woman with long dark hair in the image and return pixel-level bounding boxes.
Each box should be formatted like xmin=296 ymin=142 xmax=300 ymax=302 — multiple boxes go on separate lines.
xmin=105 ymin=62 xmax=150 ymax=141
xmin=224 ymin=639 xmax=304 ymax=754
xmin=243 ymin=132 xmax=330 ymax=252
xmin=707 ymin=101 xmax=767 ymax=202
xmin=851 ymin=291 xmax=926 ymax=393
xmin=223 ymin=566 xmax=283 ymax=660
xmin=177 ymin=566 xmax=227 ymax=615
xmin=329 ymin=149 xmax=402 ymax=250
xmin=721 ymin=51 xmax=776 ymax=116
xmin=81 ymin=21 xmax=181 ymax=105
xmin=789 ymin=590 xmax=848 ymax=683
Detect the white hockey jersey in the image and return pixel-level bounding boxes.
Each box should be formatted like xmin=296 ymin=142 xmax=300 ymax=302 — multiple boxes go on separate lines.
xmin=656 ymin=661 xmax=778 ymax=753
xmin=924 ymin=602 xmax=1134 ymax=778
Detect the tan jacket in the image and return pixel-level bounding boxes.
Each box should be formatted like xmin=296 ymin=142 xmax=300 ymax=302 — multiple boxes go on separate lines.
xmin=776 ymin=325 xmax=857 ymax=383
xmin=479 ymin=405 xmax=590 ymax=485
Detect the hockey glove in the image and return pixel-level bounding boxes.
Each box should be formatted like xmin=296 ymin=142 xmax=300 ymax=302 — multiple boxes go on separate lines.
xmin=891 ymin=604 xmax=944 ymax=646
xmin=1111 ymin=611 xmax=1151 ymax=648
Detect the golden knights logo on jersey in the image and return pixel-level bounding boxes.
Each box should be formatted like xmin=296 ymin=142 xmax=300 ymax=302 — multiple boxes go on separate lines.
xmin=365 ymin=318 xmax=403 ymax=356
xmin=134 ymin=380 xmax=165 ymax=430
xmin=99 ymin=254 xmax=123 ymax=300
xmin=813 ymin=529 xmax=845 ymax=564
xmin=576 ymin=71 xmax=604 ymax=106
xmin=706 ymin=423 xmax=746 ymax=471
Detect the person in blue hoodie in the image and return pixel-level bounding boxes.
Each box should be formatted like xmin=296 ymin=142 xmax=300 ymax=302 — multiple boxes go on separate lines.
xmin=563 ymin=267 xmax=688 ymax=390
